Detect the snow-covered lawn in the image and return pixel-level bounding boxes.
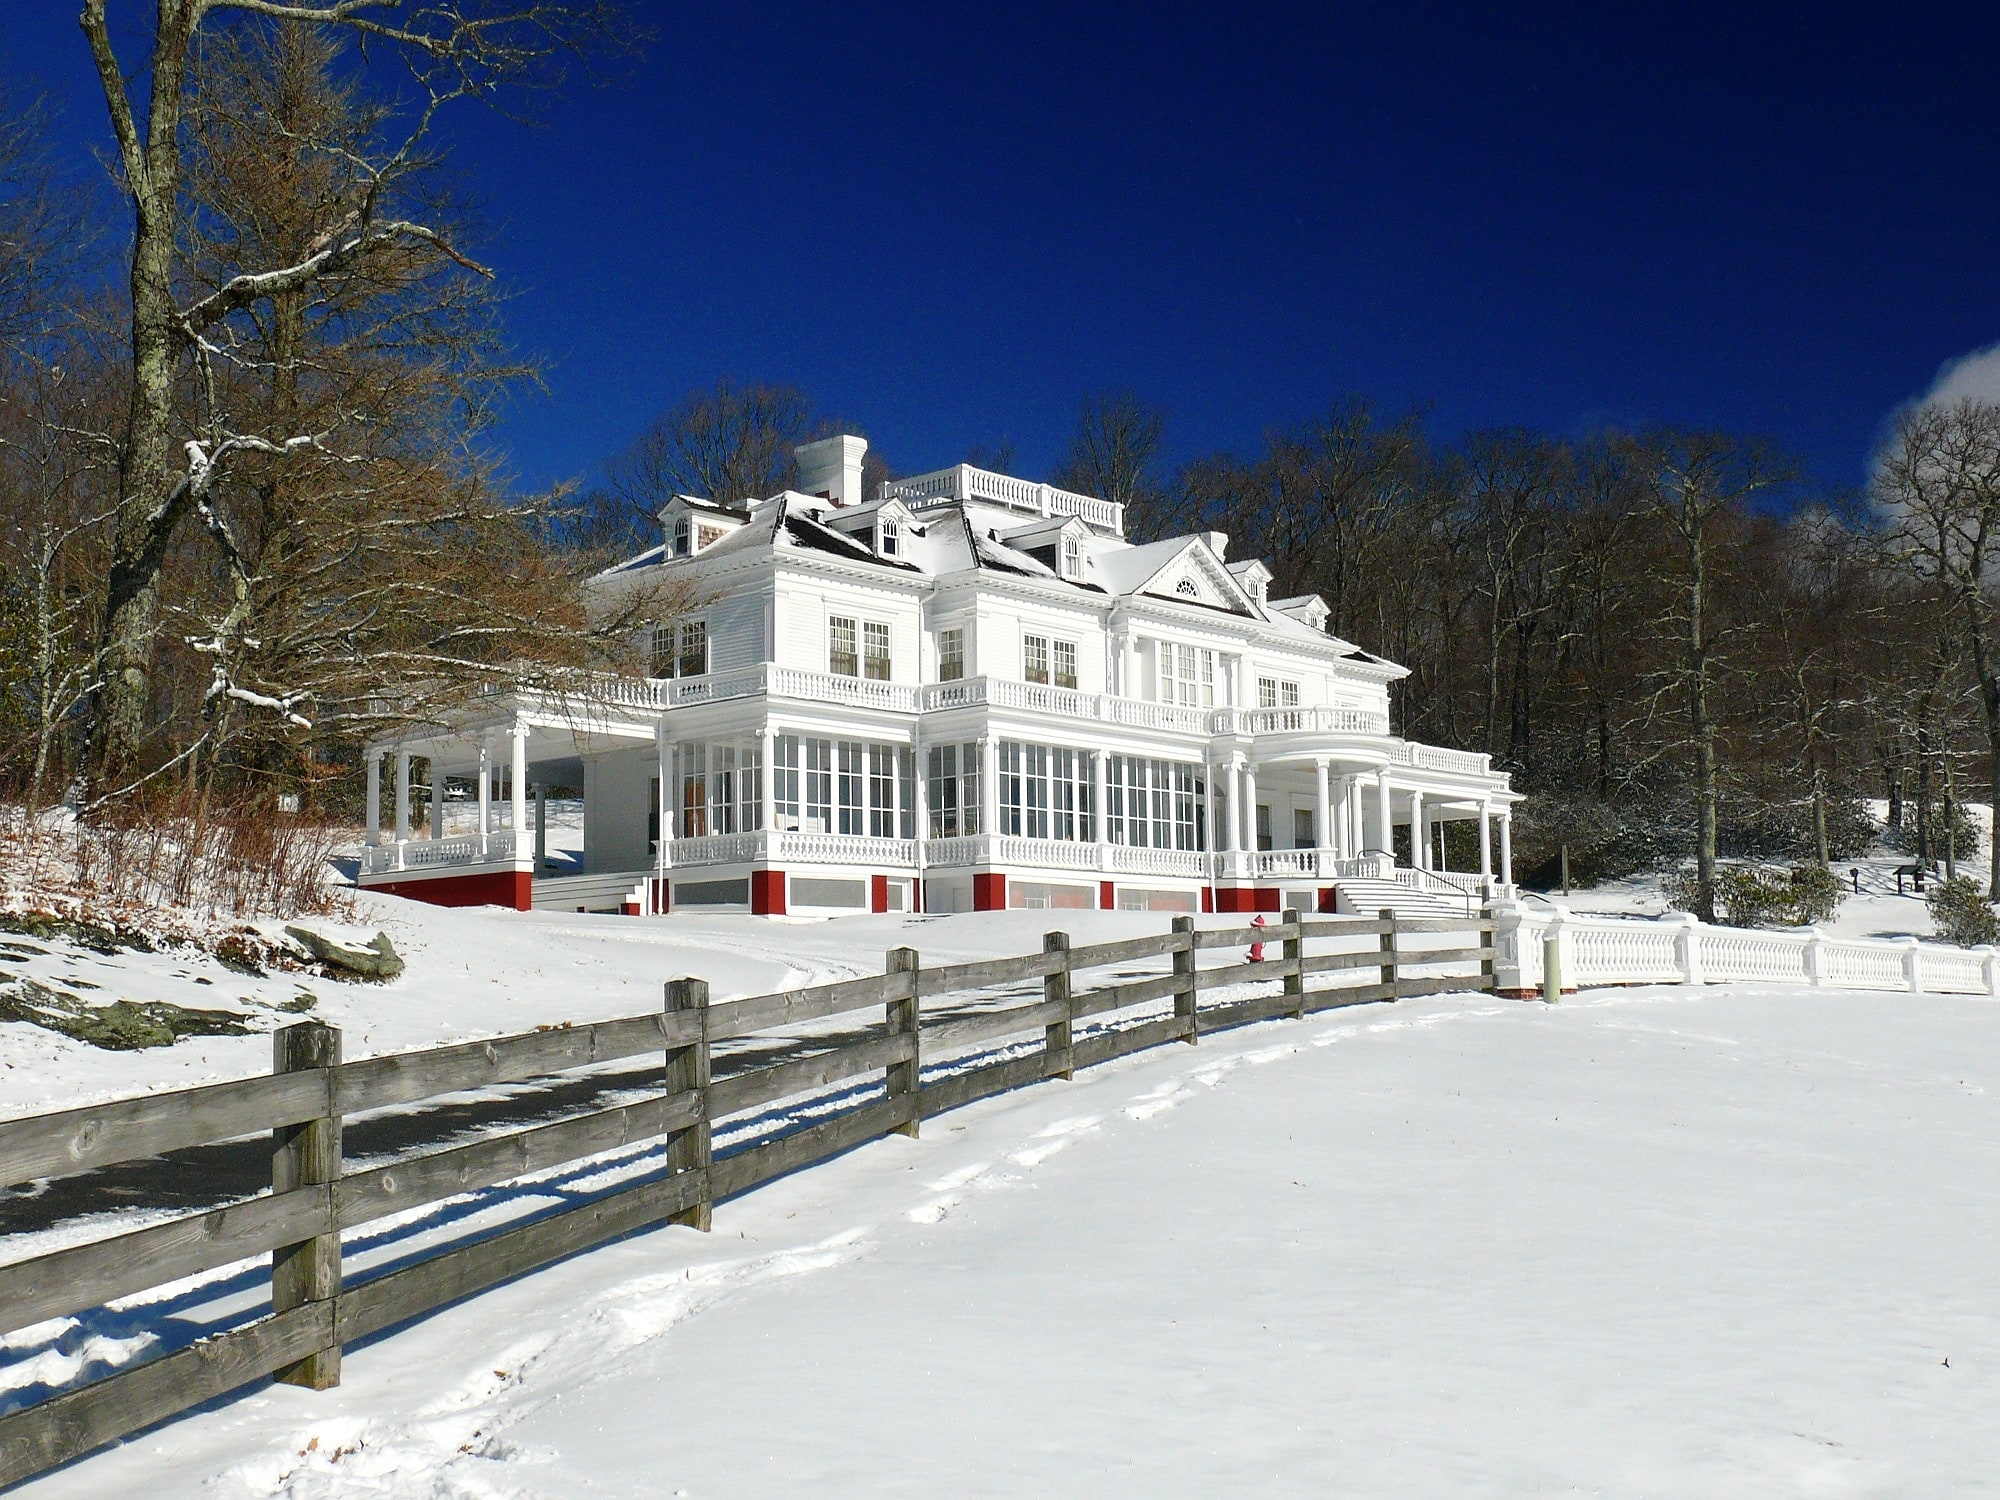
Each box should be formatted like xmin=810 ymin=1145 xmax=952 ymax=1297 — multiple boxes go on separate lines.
xmin=14 ymin=975 xmax=2000 ymax=1497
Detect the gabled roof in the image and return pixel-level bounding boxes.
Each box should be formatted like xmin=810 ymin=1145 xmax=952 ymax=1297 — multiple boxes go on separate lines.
xmin=1097 ymin=536 xmax=1264 ymax=618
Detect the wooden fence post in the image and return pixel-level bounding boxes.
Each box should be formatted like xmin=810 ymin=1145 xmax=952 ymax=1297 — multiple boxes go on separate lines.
xmin=1043 ymin=931 xmax=1074 ymax=1079
xmin=1378 ymin=908 xmax=1400 ymax=1001
xmin=664 ymin=976 xmax=712 ymax=1230
xmin=887 ymin=946 xmax=921 ymax=1137
xmin=1282 ymin=907 xmax=1305 ymax=1018
xmin=1173 ymin=914 xmax=1198 ymax=1043
xmin=271 ymin=1020 xmax=341 ymax=1390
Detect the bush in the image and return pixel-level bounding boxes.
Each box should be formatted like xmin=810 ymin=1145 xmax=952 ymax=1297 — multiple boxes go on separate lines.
xmin=1665 ymin=862 xmax=1847 ymax=928
xmin=1887 ymin=800 xmax=1983 ymax=862
xmin=1927 ymin=876 xmax=2000 ymax=948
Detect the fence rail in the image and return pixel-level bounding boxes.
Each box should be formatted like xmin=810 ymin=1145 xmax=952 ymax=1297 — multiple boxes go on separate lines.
xmin=0 ymin=908 xmax=1496 ymax=1489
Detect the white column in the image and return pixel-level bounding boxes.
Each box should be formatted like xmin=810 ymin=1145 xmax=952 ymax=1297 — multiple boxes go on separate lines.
xmin=476 ymin=740 xmax=492 ymax=857
xmin=980 ymin=736 xmax=998 ymax=838
xmin=1499 ymin=811 xmax=1513 ymax=889
xmin=1242 ymin=763 xmax=1260 ymax=852
xmin=1437 ymin=817 xmax=1450 ymax=872
xmin=1091 ymin=749 xmax=1109 ymax=862
xmin=1479 ymin=799 xmax=1493 ymax=884
xmin=759 ymin=727 xmax=776 ymax=834
xmin=511 ymin=723 xmax=528 ymax=855
xmin=1409 ymin=787 xmax=1425 ymax=871
xmin=429 ymin=754 xmax=446 ymax=840
xmin=1314 ymin=758 xmax=1332 ymax=857
xmin=394 ymin=749 xmax=411 ymax=845
xmin=1222 ymin=759 xmax=1240 ymax=853
xmin=364 ymin=749 xmax=382 ymax=847
xmin=1375 ymin=771 xmax=1392 ymax=859
xmin=668 ymin=724 xmax=684 ymax=876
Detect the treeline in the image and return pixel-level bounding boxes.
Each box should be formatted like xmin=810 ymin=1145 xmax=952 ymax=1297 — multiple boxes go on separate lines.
xmin=1081 ymin=393 xmax=1998 ymax=908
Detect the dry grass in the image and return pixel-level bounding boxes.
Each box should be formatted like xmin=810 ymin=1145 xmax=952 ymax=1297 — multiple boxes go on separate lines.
xmin=2 ymin=794 xmax=353 ymax=940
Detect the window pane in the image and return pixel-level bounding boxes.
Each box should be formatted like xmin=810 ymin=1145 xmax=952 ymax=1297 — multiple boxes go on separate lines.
xmin=939 ymin=627 xmax=964 ymax=681
xmin=679 ymin=620 xmax=707 ymax=678
xmin=1054 ymin=639 xmax=1077 ymax=690
xmin=1024 ymin=634 xmax=1048 ymax=685
xmin=829 ymin=616 xmax=857 ymax=677
xmin=864 ymin=621 xmax=892 ymax=680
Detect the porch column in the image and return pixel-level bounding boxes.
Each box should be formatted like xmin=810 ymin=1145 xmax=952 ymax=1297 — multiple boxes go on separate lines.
xmin=429 ymin=755 xmax=446 ymax=840
xmin=535 ymin=783 xmax=548 ymax=872
xmin=1479 ymin=798 xmax=1493 ymax=885
xmin=511 ymin=723 xmax=528 ymax=855
xmin=476 ymin=740 xmax=492 ymax=857
xmin=758 ymin=727 xmax=776 ymax=834
xmin=1375 ymin=771 xmax=1393 ymax=858
xmin=1242 ymin=763 xmax=1260 ymax=853
xmin=1409 ymin=787 xmax=1425 ymax=871
xmin=1091 ymin=748 xmax=1109 ymax=864
xmin=979 ymin=736 xmax=998 ymax=838
xmin=1438 ymin=817 xmax=1450 ymax=872
xmin=668 ymin=724 xmax=684 ymax=876
xmin=364 ymin=749 xmax=382 ymax=847
xmin=1221 ymin=759 xmax=1240 ymax=853
xmin=1499 ymin=810 xmax=1513 ymax=888
xmin=394 ymin=749 xmax=411 ymax=845
xmin=1315 ymin=759 xmax=1332 ymax=860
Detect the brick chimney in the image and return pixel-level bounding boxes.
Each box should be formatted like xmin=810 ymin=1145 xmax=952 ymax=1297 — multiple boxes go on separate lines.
xmin=794 ymin=434 xmax=869 ymax=507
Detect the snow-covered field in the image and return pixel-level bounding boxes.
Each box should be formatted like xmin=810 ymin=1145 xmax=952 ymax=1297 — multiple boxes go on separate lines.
xmin=7 ymin=831 xmax=2000 ymax=1495
xmin=12 ymin=975 xmax=1999 ymax=1497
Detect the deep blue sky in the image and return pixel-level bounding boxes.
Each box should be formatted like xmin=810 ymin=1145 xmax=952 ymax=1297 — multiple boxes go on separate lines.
xmin=7 ymin=3 xmax=1999 ymax=492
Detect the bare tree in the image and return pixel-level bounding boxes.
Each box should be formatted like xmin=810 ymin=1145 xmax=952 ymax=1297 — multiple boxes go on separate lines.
xmin=1627 ymin=429 xmax=1792 ymax=918
xmin=77 ymin=0 xmax=633 ymax=790
xmin=1877 ymin=398 xmax=2000 ymax=896
xmin=1054 ymin=391 xmax=1166 ymax=514
xmin=607 ymin=378 xmax=812 ymax=520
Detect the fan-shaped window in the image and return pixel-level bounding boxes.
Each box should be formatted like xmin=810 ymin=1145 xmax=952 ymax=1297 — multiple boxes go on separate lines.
xmin=1175 ymin=577 xmax=1199 ymax=598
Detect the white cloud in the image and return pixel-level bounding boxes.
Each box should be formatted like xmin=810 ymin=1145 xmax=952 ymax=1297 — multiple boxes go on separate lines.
xmin=1918 ymin=341 xmax=2000 ymax=408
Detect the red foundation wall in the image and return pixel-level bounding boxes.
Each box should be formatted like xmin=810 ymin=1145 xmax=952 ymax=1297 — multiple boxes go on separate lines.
xmin=750 ymin=869 xmax=786 ymax=916
xmin=973 ymin=872 xmax=1007 ymax=911
xmin=368 ymin=869 xmax=530 ymax=911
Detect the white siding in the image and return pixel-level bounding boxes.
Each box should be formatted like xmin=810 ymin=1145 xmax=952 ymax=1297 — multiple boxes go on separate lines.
xmin=707 ymin=588 xmax=767 ymax=673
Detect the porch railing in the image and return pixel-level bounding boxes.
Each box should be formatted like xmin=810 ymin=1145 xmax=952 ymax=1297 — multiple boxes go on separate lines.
xmin=880 ymin=462 xmax=1126 ymax=534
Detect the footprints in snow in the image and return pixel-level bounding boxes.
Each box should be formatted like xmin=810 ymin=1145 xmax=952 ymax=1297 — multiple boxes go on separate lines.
xmin=905 ymin=1115 xmax=1105 ymax=1223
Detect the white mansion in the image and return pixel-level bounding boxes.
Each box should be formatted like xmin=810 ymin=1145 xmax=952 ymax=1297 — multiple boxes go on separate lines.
xmin=358 ymin=435 xmax=1518 ymax=916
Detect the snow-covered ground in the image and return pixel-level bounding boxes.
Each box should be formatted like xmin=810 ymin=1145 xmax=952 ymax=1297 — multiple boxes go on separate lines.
xmin=13 ymin=976 xmax=2000 ymax=1497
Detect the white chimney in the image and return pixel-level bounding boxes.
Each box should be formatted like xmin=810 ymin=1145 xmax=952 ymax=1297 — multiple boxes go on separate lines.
xmin=794 ymin=434 xmax=869 ymax=507
xmin=1202 ymin=530 xmax=1230 ymax=561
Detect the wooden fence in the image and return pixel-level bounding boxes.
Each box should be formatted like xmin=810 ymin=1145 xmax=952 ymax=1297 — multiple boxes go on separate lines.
xmin=0 ymin=909 xmax=1495 ymax=1488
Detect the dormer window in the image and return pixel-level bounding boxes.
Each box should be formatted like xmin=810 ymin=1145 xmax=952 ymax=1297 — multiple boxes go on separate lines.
xmin=879 ymin=519 xmax=901 ymax=557
xmin=1061 ymin=534 xmax=1082 ymax=579
xmin=672 ymin=516 xmax=691 ymax=558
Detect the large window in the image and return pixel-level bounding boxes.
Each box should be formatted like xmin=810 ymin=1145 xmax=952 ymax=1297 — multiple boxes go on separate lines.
xmin=1160 ymin=642 xmax=1216 ymax=708
xmin=838 ymin=741 xmax=866 ymax=834
xmin=775 ymin=735 xmax=835 ymax=832
xmin=999 ymin=741 xmax=1094 ymax=842
xmin=1024 ymin=634 xmax=1049 ymax=685
xmin=1025 ymin=634 xmax=1077 ymax=689
xmin=927 ymin=742 xmax=981 ymax=837
xmin=864 ymin=621 xmax=892 ymax=680
xmin=938 ymin=626 xmax=965 ymax=681
xmin=674 ymin=742 xmax=761 ymax=838
xmin=869 ymin=743 xmax=896 ymax=837
xmin=1106 ymin=756 xmax=1206 ymax=850
xmin=829 ymin=616 xmax=858 ymax=677
xmin=1054 ymin=639 xmax=1078 ymax=690
xmin=1258 ymin=676 xmax=1298 ymax=709
xmin=651 ymin=619 xmax=707 ymax=679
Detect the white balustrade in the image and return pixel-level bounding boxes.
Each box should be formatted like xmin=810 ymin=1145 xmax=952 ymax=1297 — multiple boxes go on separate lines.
xmin=1251 ymin=848 xmax=1321 ymax=878
xmin=881 ymin=463 xmax=1125 ymax=534
xmin=1492 ymin=904 xmax=2000 ymax=999
xmin=1108 ymin=844 xmax=1208 ymax=878
xmin=359 ymin=829 xmax=515 ymax=877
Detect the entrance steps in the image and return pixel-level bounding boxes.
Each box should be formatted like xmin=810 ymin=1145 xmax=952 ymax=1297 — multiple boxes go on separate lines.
xmin=532 ymin=870 xmax=650 ymax=913
xmin=1329 ymin=873 xmax=1482 ymax=921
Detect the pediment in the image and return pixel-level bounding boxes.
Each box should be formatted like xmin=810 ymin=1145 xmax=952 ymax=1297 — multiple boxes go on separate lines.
xmin=1137 ymin=542 xmax=1261 ymax=616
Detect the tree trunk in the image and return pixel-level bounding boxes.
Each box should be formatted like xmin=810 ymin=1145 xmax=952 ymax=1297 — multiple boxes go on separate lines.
xmin=1812 ymin=761 xmax=1829 ymax=866
xmin=1688 ymin=532 xmax=1717 ymax=921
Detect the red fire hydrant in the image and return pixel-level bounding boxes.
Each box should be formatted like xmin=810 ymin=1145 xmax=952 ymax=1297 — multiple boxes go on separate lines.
xmin=1248 ymin=912 xmax=1267 ymax=963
